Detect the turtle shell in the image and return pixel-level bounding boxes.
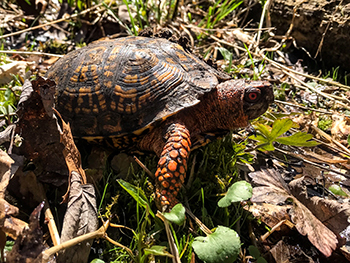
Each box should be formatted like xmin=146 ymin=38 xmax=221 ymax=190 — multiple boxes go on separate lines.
xmin=45 ymin=36 xmax=230 ymax=139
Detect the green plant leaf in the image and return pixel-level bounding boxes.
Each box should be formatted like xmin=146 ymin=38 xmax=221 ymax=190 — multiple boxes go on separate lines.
xmin=217 ymin=47 xmax=232 ymax=62
xmin=163 ymin=203 xmax=186 ymax=225
xmin=248 ymin=245 xmax=261 ymax=259
xmin=218 ymin=181 xmax=252 ymax=207
xmin=118 ymin=179 xmax=154 ymax=217
xmin=250 ymin=134 xmax=269 ymax=144
xmin=270 ymin=118 xmax=293 ymax=139
xmin=192 ymin=226 xmax=240 ymax=263
xmin=328 ymin=185 xmax=348 ymax=197
xmin=257 ymin=257 xmax=268 ymax=263
xmin=254 ymin=123 xmax=271 ymax=138
xmin=90 ymin=259 xmax=105 ymax=263
xmin=144 ymin=245 xmax=172 ymax=257
xmin=276 ymin=132 xmax=319 ymax=147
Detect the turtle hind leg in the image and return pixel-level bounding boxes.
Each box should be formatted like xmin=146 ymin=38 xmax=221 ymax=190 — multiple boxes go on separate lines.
xmin=155 ymin=123 xmax=191 ymax=211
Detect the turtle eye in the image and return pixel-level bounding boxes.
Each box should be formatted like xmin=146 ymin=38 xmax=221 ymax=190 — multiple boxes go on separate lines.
xmin=245 ymin=89 xmax=261 ymax=102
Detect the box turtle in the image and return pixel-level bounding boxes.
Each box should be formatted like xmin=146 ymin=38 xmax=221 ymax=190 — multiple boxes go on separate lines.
xmin=46 ymin=36 xmax=274 ymax=211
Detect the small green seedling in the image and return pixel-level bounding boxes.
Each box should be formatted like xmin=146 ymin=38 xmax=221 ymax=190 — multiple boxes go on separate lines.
xmin=250 ymin=118 xmax=319 ymax=151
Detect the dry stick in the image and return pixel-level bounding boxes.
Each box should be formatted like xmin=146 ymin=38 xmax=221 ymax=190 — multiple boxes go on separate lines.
xmin=44 ymin=206 xmax=61 ymax=246
xmin=185 ymin=207 xmax=212 ymax=236
xmin=311 ymin=124 xmax=350 ymax=156
xmin=260 ymin=219 xmax=294 ymax=242
xmin=275 ymin=99 xmax=341 ymax=115
xmin=156 ymin=212 xmax=179 ymax=263
xmin=282 ymin=71 xmax=350 ymax=110
xmin=0 ymin=50 xmax=63 ymax=57
xmin=41 ymin=220 xmax=135 ymax=263
xmin=294 ymin=83 xmax=350 ymax=104
xmin=134 ymin=156 xmax=155 ymax=180
xmin=0 ymin=3 xmax=104 ymax=40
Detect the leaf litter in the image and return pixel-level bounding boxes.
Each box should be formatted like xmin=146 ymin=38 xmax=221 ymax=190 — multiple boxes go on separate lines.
xmin=249 ymin=168 xmax=342 ymax=258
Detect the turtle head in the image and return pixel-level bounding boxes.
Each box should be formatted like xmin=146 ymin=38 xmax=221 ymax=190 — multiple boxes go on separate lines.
xmin=216 ymin=79 xmax=274 ymax=128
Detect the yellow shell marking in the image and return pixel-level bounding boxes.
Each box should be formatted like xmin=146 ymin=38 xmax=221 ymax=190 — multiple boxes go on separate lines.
xmin=104 ymin=81 xmax=113 ymax=88
xmin=175 ymin=51 xmax=188 ymax=62
xmin=114 ymin=85 xmax=137 ymax=98
xmin=104 ymin=71 xmax=113 ymax=78
xmin=165 ymin=57 xmax=175 ymax=64
xmin=92 ymin=103 xmax=99 ymax=113
xmin=124 ymin=74 xmax=138 ymax=84
xmin=139 ymin=76 xmax=149 ymax=86
xmin=97 ymin=92 xmax=106 ymax=111
xmin=77 ymin=95 xmax=84 ymax=105
xmin=78 ymin=87 xmax=92 ymax=93
xmin=138 ymin=92 xmax=150 ymax=108
xmin=110 ymin=100 xmax=116 ymax=110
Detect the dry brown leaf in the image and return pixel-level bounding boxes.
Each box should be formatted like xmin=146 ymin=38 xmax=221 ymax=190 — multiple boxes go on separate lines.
xmin=248 ymin=202 xmax=291 ymax=230
xmin=331 ymin=114 xmax=350 ymax=142
xmin=289 ymin=177 xmax=350 ymax=235
xmin=15 ymin=77 xmax=68 ymax=187
xmin=268 ymin=240 xmax=291 ymax=263
xmin=55 ymin=111 xmax=87 ymax=202
xmin=0 ymin=150 xmax=23 ymax=237
xmin=0 ymin=61 xmax=33 ymax=84
xmin=59 ymin=118 xmax=86 ymax=183
xmin=3 ymin=216 xmax=28 ymax=240
xmin=250 ymin=168 xmax=338 ymax=257
xmin=6 ymin=202 xmax=52 ymax=263
xmin=0 ymin=151 xmax=28 ymax=242
xmin=57 ymin=171 xmax=98 ymax=263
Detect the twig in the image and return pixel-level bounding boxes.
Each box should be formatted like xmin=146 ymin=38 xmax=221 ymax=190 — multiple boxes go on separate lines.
xmin=275 ymin=99 xmax=344 ymax=115
xmin=0 ymin=3 xmax=104 ymax=40
xmin=134 ymin=156 xmax=154 ymax=180
xmin=41 ymin=220 xmax=135 ymax=262
xmin=282 ymin=71 xmax=350 ymax=110
xmin=260 ymin=219 xmax=294 ymax=242
xmin=0 ymin=50 xmax=63 ymax=57
xmin=185 ymin=207 xmax=212 ymax=236
xmin=45 ymin=205 xmax=60 ymax=246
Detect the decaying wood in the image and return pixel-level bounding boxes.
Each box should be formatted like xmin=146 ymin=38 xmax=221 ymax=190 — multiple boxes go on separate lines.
xmin=270 ymin=0 xmax=350 ymax=71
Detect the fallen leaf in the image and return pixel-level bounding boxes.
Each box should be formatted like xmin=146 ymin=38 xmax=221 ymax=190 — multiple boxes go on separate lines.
xmin=250 ymin=168 xmax=338 ymax=257
xmin=331 ymin=114 xmax=350 ymax=142
xmin=0 ymin=150 xmax=28 ymax=241
xmin=268 ymin=240 xmax=290 ymax=263
xmin=6 ymin=202 xmax=54 ymax=263
xmin=55 ymin=111 xmax=87 ymax=202
xmin=0 ymin=61 xmax=33 ymax=84
xmin=289 ymin=177 xmax=350 ymax=235
xmin=14 ymin=77 xmax=68 ymax=186
xmin=57 ymin=171 xmax=98 ymax=263
xmin=247 ymin=203 xmax=291 ymax=230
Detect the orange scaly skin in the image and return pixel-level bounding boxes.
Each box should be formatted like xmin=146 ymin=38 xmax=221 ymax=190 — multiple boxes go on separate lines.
xmin=154 ymin=124 xmax=190 ymax=208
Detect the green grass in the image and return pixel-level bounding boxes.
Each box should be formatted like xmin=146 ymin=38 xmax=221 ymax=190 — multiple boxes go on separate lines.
xmin=91 ymin=134 xmax=257 ymax=262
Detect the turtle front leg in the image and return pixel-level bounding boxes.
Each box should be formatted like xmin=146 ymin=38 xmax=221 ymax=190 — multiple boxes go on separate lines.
xmin=155 ymin=123 xmax=191 ymax=211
